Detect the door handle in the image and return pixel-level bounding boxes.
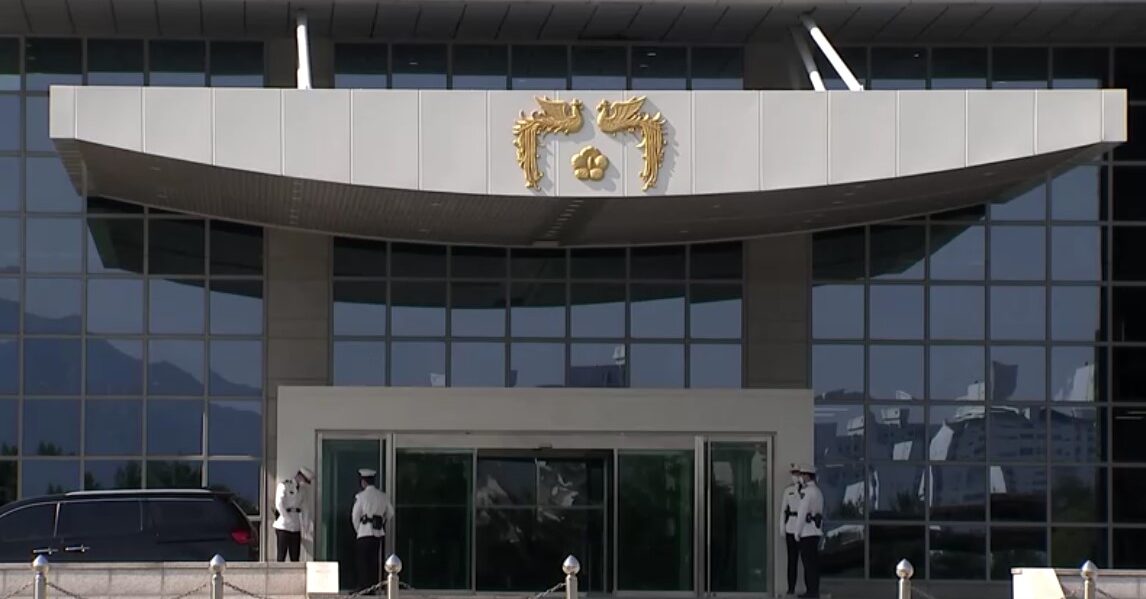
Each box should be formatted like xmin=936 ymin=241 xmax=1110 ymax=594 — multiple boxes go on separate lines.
xmin=32 ymin=547 xmax=57 ymax=555
xmin=64 ymin=545 xmax=90 ymax=553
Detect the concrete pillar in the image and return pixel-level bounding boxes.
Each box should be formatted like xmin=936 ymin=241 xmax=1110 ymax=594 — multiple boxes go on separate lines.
xmin=263 ymin=228 xmax=331 ymax=553
xmin=744 ymin=41 xmax=812 ymax=90
xmin=743 ymin=234 xmax=810 ymax=389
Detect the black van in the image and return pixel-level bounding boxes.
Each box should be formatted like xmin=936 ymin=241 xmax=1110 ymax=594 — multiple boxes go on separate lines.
xmin=0 ymin=490 xmax=258 ymax=563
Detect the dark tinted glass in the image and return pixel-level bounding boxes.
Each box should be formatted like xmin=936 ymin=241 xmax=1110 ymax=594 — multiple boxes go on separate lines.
xmin=990 ymin=346 xmax=1045 ymax=402
xmin=1051 ymin=405 xmax=1104 ymax=461
xmin=929 ymin=345 xmax=985 ymax=400
xmin=147 ymin=401 xmax=203 ymax=455
xmin=990 ymin=226 xmax=1045 ymax=280
xmin=0 ymin=279 xmax=16 ymax=335
xmin=146 ymin=462 xmax=203 ymax=488
xmin=0 ymin=218 xmax=17 ymax=273
xmin=870 ymin=225 xmax=924 ymax=280
xmin=510 ymin=343 xmax=564 ymax=387
xmin=149 ymin=279 xmax=205 ymax=334
xmin=570 ymin=343 xmax=625 ymax=388
xmin=689 ymin=344 xmax=740 ymax=388
xmin=209 ymin=281 xmax=263 ymax=336
xmin=392 ymin=45 xmax=446 ymax=89
xmin=1053 ymin=286 xmax=1103 ymax=342
xmin=930 ymin=286 xmax=985 ymax=340
xmin=209 ymin=340 xmax=262 ymax=396
xmin=571 ymin=248 xmax=625 ymax=279
xmin=0 ymin=399 xmax=14 ymax=452
xmin=930 ymin=525 xmax=986 ymax=579
xmin=815 ymin=403 xmax=863 ymax=463
xmin=24 ymin=278 xmax=81 ymax=334
xmin=391 ymin=341 xmax=445 ymax=386
xmin=869 ymin=345 xmax=923 ymax=400
xmin=1114 ymin=347 xmax=1146 ymax=402
xmin=453 ymin=45 xmax=507 ymax=89
xmin=334 ymin=238 xmax=387 ymax=277
xmin=812 ymin=284 xmax=863 ymax=339
xmin=510 ymin=283 xmax=565 ymax=338
xmin=88 ymin=39 xmax=144 ymax=85
xmin=1052 ymin=466 xmax=1106 ymax=523
xmin=1052 ymin=528 xmax=1107 ymax=568
xmin=334 ymin=44 xmax=388 ymax=89
xmin=988 ymin=413 xmax=1047 ymax=464
xmin=392 ymin=243 xmax=445 ymax=278
xmin=26 ymin=157 xmax=81 ymax=213
xmin=84 ymin=460 xmax=142 ymax=490
xmin=869 ymin=525 xmax=925 ymax=579
xmin=992 ymin=181 xmax=1046 ymax=221
xmin=1113 ymin=226 xmax=1146 ymax=280
xmin=210 ymin=222 xmax=262 ymax=275
xmin=147 ymin=498 xmax=248 ymax=535
xmin=1115 ymin=529 xmax=1146 ymax=568
xmin=0 ymin=504 xmax=56 ymax=541
xmin=990 ymin=527 xmax=1047 ymax=579
xmin=88 ymin=278 xmax=145 ymax=334
xmin=869 ymin=285 xmax=923 ymax=340
xmin=868 ymin=465 xmax=925 ymax=519
xmin=572 ymin=46 xmax=625 ymax=90
xmin=931 ymin=48 xmax=987 ymax=89
xmin=630 ymin=343 xmax=683 ymax=388
xmin=451 ymin=342 xmax=505 ymax=387
xmin=691 ymin=47 xmax=743 ymax=90
xmin=0 ymin=462 xmax=12 ymax=504
xmin=820 ymin=522 xmax=865 ymax=577
xmin=816 ymin=47 xmax=867 ymax=90
xmin=690 ymin=284 xmax=741 ymax=339
xmin=1113 ymin=407 xmax=1146 ymax=461
xmin=1114 ymin=287 xmax=1146 ymax=341
xmin=0 ymin=95 xmax=17 ymax=152
xmin=870 ymin=48 xmax=925 ymax=90
xmin=87 ymin=218 xmax=144 ymax=274
xmin=812 ymin=345 xmax=863 ymax=401
xmin=1051 ymin=226 xmax=1102 ymax=281
xmin=1115 ymin=106 xmax=1146 ymax=161
xmin=1 ymin=340 xmax=17 ymax=392
xmin=149 ymin=41 xmax=206 ymax=86
xmin=391 ymin=281 xmax=446 ymax=336
xmin=85 ymin=400 xmax=142 ymax=455
xmin=867 ymin=404 xmax=923 ymax=461
xmin=452 ymin=246 xmax=506 ymax=279
xmin=813 ymin=229 xmax=864 ymax=280
xmin=208 ymin=461 xmax=260 ymax=514
xmin=87 ymin=197 xmax=143 ymax=215
xmin=451 ymin=282 xmax=506 ymax=337
xmin=571 ymin=284 xmax=624 ymax=337
xmin=512 ymin=46 xmax=567 ymax=90
xmin=990 ymin=286 xmax=1045 ymax=340
xmin=992 ymin=47 xmax=1048 ymax=89
xmin=632 ymin=46 xmax=686 ymax=90
xmin=0 ymin=38 xmax=17 ymax=90
xmin=24 ymin=340 xmax=81 ymax=396
xmin=1052 ymin=165 xmax=1105 ymax=221
xmin=209 ymin=400 xmax=261 ymax=456
xmin=930 ymin=224 xmax=985 ymax=280
xmin=1113 ymin=166 xmax=1146 ymax=221
xmin=1113 ymin=468 xmax=1146 ymax=523
xmin=511 ymin=249 xmax=564 ymax=279
xmin=333 ymin=281 xmax=386 ymax=336
xmin=0 ymin=158 xmax=17 ymax=211
xmin=24 ymin=96 xmax=50 ymax=152
xmin=24 ymin=399 xmax=79 ymax=456
xmin=25 ymin=38 xmax=81 ymax=90
xmin=209 ymin=42 xmax=264 ymax=87
xmin=631 ymin=246 xmax=684 ymax=280
xmin=149 ymin=220 xmax=205 ymax=275
xmin=631 ymin=285 xmax=684 ymax=338
xmin=1114 ymin=47 xmax=1146 ymax=101
xmin=333 ymin=341 xmax=385 ymax=386
xmin=1053 ymin=48 xmax=1109 ymax=89
xmin=87 ymin=339 xmax=144 ymax=395
xmin=148 ymin=340 xmax=205 ymax=396
xmin=690 ymin=243 xmax=741 ymax=280
xmin=23 ymin=461 xmax=80 ymax=495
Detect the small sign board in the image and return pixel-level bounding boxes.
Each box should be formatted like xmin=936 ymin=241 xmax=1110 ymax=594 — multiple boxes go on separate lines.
xmin=306 ymin=561 xmax=340 ymax=595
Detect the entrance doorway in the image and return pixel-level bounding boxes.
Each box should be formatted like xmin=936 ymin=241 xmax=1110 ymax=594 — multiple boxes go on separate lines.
xmin=316 ymin=433 xmax=771 ymax=595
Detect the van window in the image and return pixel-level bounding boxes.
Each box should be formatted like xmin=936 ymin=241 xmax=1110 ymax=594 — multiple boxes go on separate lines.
xmin=57 ymin=500 xmax=141 ymax=536
xmin=148 ymin=499 xmax=243 ymax=536
xmin=0 ymin=504 xmax=56 ymax=541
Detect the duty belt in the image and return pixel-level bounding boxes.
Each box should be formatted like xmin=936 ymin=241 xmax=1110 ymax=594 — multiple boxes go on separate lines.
xmin=783 ymin=507 xmax=795 ymax=521
xmin=805 ymin=513 xmax=823 ymax=529
xmin=286 ymin=508 xmax=301 ymax=513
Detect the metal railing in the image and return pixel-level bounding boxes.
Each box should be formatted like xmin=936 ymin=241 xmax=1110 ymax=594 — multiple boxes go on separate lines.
xmin=6 ymin=553 xmax=585 ymax=599
xmin=894 ymin=557 xmax=1105 ymax=599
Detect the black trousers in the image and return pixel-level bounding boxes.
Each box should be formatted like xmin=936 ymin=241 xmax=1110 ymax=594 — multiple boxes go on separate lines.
xmin=355 ymin=536 xmax=383 ymax=593
xmin=274 ymin=529 xmax=301 ymax=562
xmin=785 ymin=533 xmax=800 ymax=593
xmin=799 ymin=536 xmax=821 ymax=597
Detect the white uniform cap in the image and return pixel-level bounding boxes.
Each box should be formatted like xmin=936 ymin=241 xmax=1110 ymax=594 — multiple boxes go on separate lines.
xmin=798 ymin=464 xmax=817 ymax=475
xmin=298 ymin=467 xmax=315 ymax=482
xmin=358 ymin=468 xmax=377 ymax=478
xmin=788 ymin=463 xmax=801 ymax=473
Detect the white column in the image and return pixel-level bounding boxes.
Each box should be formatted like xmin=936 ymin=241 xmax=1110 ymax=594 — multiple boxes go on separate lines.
xmin=800 ymin=14 xmax=863 ymax=91
xmin=295 ymin=10 xmax=312 ymax=90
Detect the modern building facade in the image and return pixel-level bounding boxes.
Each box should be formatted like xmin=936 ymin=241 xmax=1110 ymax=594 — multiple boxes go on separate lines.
xmin=1 ymin=0 xmax=1144 ymax=595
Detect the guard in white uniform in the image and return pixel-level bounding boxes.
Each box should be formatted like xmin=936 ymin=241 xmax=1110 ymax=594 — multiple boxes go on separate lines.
xmin=272 ymin=466 xmax=314 ymax=562
xmin=351 ymin=469 xmax=394 ymax=594
xmin=793 ymin=465 xmax=824 ymax=599
xmin=779 ymin=464 xmax=805 ymax=595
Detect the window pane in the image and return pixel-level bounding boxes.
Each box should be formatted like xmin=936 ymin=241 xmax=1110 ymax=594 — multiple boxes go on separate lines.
xmin=1114 ymin=166 xmax=1146 ymax=221
xmin=208 ymin=461 xmax=260 ymax=514
xmin=148 ymin=340 xmax=205 ymax=396
xmin=209 ymin=42 xmax=263 ymax=87
xmin=630 ymin=344 xmax=683 ymax=388
xmin=146 ymin=460 xmax=202 ymax=488
xmin=510 ymin=343 xmax=564 ymax=387
xmin=0 ymin=399 xmax=15 ymax=452
xmin=88 ymin=39 xmax=144 ymax=85
xmin=209 ymin=281 xmax=263 ymax=335
xmin=85 ymin=399 xmax=142 ymax=455
xmin=929 ymin=405 xmax=988 ymax=462
xmin=209 ymin=400 xmax=261 ymax=456
xmin=690 ymin=285 xmax=741 ymax=339
xmin=451 ymin=342 xmax=505 ymax=387
xmin=930 ymin=286 xmax=984 ymax=340
xmin=930 ymin=345 xmax=985 ymax=400
xmin=1055 ymin=347 xmax=1101 ymax=402
xmin=1054 ymin=286 xmax=1103 ymax=342
xmin=25 ymin=278 xmax=81 ymax=333
xmin=452 ymin=282 xmax=506 ymax=337
xmin=0 ymin=279 xmax=15 ymax=335
xmin=1114 ymin=226 xmax=1146 ymax=281
xmin=870 ymin=47 xmax=926 ymax=90
xmin=1117 ymin=106 xmax=1146 ymax=161
xmin=572 ymin=46 xmax=625 ymax=90
xmin=930 ymin=465 xmax=986 ymax=520
xmin=992 ymin=181 xmax=1047 ymax=221
xmin=452 ymin=246 xmax=506 ymax=279
xmin=1053 ymin=47 xmax=1108 ymax=89
xmin=617 ymin=450 xmax=694 ymax=591
xmin=1053 ymin=528 xmax=1107 ymax=569
xmin=85 ymin=460 xmax=142 ymax=490
xmin=149 ymin=220 xmax=205 ymax=275
xmin=24 ymin=399 xmax=79 ymax=455
xmin=334 ymin=44 xmax=388 ymax=89
xmin=813 ymin=344 xmax=863 ymax=401
xmin=24 ymin=339 xmax=81 ymax=396
xmin=1115 ymin=529 xmax=1146 ymax=568
xmin=988 ymin=411 xmax=1047 ymax=464
xmin=868 ymin=466 xmax=925 ymax=520
xmin=209 ymin=340 xmax=263 ymax=396
xmin=570 ymin=343 xmax=625 ymax=388
xmin=930 ymin=525 xmax=986 ymax=579
xmin=571 ymin=248 xmax=625 ymax=279
xmin=0 ymin=38 xmax=17 ymax=90
xmin=511 ymin=45 xmax=566 ymax=90
xmin=333 ymin=238 xmax=387 ymax=276
xmin=0 ymin=462 xmax=12 ymax=503
xmin=0 ymin=158 xmax=18 ymax=211
xmin=631 ymin=246 xmax=684 ymax=280
xmin=392 ymin=243 xmax=446 ymax=277
xmin=392 ymin=45 xmax=446 ymax=89
xmin=391 ymin=281 xmax=446 ymax=336
xmin=867 ymin=404 xmax=924 ymax=461
xmin=813 ymin=229 xmax=864 ymax=280
xmin=27 ymin=157 xmax=81 ymax=213
xmin=334 ymin=281 xmax=386 ymax=336
xmin=819 ymin=463 xmax=865 ymax=519
xmin=691 ymin=242 xmax=741 ymax=280
xmin=87 ymin=218 xmax=144 ymax=274
xmin=1051 ymin=226 xmax=1102 ymax=281
xmin=510 ymin=283 xmax=565 ymax=338
xmin=633 ymin=46 xmax=686 ymax=90
xmin=689 ymin=344 xmax=740 ymax=388
xmin=991 ymin=226 xmax=1046 ymax=280
xmin=571 ymin=284 xmax=624 ymax=337
xmin=453 ymin=45 xmax=507 ymax=89
xmin=869 ymin=345 xmax=923 ymax=400
xmin=23 ymin=460 xmax=80 ymax=495
xmin=870 ymin=525 xmax=925 ymax=579
xmin=0 ymin=217 xmax=17 ymax=273
xmin=930 ymin=224 xmax=985 ymax=280
xmin=88 ymin=278 xmax=144 ymax=334
xmin=990 ymin=527 xmax=1047 ymax=579
xmin=147 ymin=400 xmax=203 ymax=455
xmin=24 ymin=96 xmax=50 ymax=152
xmin=511 ymin=248 xmax=565 ymax=279
xmin=869 ymin=286 xmax=923 ymax=340
xmin=1052 ymin=165 xmax=1104 ymax=221
xmin=0 ymin=95 xmax=17 ymax=152
xmin=210 ymin=221 xmax=262 ymax=275
xmin=27 ymin=217 xmax=82 ymax=273
xmin=333 ymin=341 xmax=385 ymax=386
xmin=149 ymin=41 xmax=206 ymax=86
xmin=1051 ymin=406 xmax=1104 ymax=462
xmin=149 ymin=279 xmax=205 ymax=334
xmin=931 ymin=48 xmax=987 ymax=89
xmin=990 ymin=287 xmax=1045 ymax=341
xmin=871 ymin=225 xmax=925 ymax=280
xmin=691 ymin=47 xmax=742 ymax=90
xmin=391 ymin=341 xmax=445 ymax=387
xmin=813 ymin=285 xmax=863 ymax=340
xmin=992 ymin=48 xmax=1048 ymax=89
xmin=990 ymin=346 xmax=1045 ymax=402
xmin=631 ymin=285 xmax=684 ymax=339
xmin=87 ymin=339 xmax=143 ymax=395
xmin=25 ymin=38 xmax=82 ymax=91
xmin=1052 ymin=466 xmax=1106 ymax=523
xmin=821 ymin=522 xmax=865 ymax=578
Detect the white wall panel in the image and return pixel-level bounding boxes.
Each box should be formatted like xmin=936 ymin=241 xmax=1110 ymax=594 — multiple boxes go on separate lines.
xmin=420 ymin=91 xmax=489 ymax=195
xmin=77 ymin=88 xmax=142 ymax=151
xmin=966 ymin=90 xmax=1035 ymax=167
xmin=693 ymin=92 xmax=760 ymax=194
xmin=898 ymin=90 xmax=966 ymax=176
xmin=762 ymin=92 xmax=828 ymax=191
xmin=829 ymin=91 xmax=897 ymax=184
xmin=213 ymin=89 xmax=282 ymax=175
xmin=350 ymin=91 xmax=420 ymax=190
xmin=283 ymin=90 xmax=351 ymax=184
xmin=143 ymin=87 xmax=212 ymax=164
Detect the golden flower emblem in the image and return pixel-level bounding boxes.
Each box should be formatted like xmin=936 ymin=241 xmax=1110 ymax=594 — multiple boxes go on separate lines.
xmin=572 ymin=146 xmax=609 ymax=181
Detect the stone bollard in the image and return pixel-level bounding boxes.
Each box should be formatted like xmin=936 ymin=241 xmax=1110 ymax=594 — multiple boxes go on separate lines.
xmin=385 ymin=555 xmax=402 ymax=599
xmin=209 ymin=555 xmax=226 ymax=599
xmin=896 ymin=559 xmax=914 ymax=599
xmin=563 ymin=555 xmax=580 ymax=599
xmin=32 ymin=555 xmax=49 ymax=599
xmin=1081 ymin=560 xmax=1098 ymax=599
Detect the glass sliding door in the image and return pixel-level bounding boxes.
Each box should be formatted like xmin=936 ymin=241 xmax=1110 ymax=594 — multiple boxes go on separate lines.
xmin=617 ymin=450 xmax=695 ymax=592
xmin=319 ymin=437 xmax=382 ymax=591
xmin=394 ymin=449 xmax=473 ymax=590
xmin=708 ymin=441 xmax=770 ymax=593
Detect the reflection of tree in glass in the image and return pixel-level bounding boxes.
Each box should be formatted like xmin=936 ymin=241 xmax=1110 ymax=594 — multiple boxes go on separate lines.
xmin=146 ymin=461 xmax=203 ymax=489
xmin=208 ymin=484 xmax=257 ymax=515
xmin=1052 ymin=472 xmax=1098 ymax=522
xmin=84 ymin=462 xmax=143 ymax=491
xmin=37 ymin=442 xmax=65 ymax=456
xmin=0 ymin=442 xmax=15 ymax=456
xmin=618 ymin=453 xmax=692 ymax=591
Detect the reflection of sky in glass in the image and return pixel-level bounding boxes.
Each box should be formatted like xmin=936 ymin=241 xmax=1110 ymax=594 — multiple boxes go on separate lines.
xmin=930 ymin=286 xmax=984 ymax=340
xmin=0 ymin=219 xmax=16 ymax=274
xmin=991 ymin=183 xmax=1046 ymax=220
xmin=391 ymin=282 xmax=446 ymax=336
xmin=24 ymin=96 xmax=51 ymax=152
xmin=0 ymin=339 xmax=13 ymax=394
xmin=510 ymin=343 xmax=564 ymax=387
xmin=0 ymin=95 xmax=18 ymax=151
xmin=26 ymin=157 xmax=81 ymax=212
xmin=209 ymin=461 xmax=261 ymax=514
xmin=870 ymin=286 xmax=923 ymax=339
xmin=1051 ymin=227 xmax=1102 ymax=281
xmin=990 ymin=287 xmax=1045 ymax=340
xmin=333 ymin=282 xmax=386 ymax=336
xmin=209 ymin=282 xmax=263 ymax=335
xmin=690 ymin=286 xmax=741 ymax=339
xmin=148 ymin=340 xmax=205 ymax=396
xmin=869 ymin=345 xmax=923 ymax=400
xmin=930 ymin=345 xmax=985 ymax=400
xmin=0 ymin=158 xmax=18 ymax=211
xmin=391 ymin=342 xmax=445 ymax=387
xmin=209 ymin=400 xmax=262 ymax=456
xmin=26 ymin=218 xmax=82 ymax=272
xmin=25 ymin=278 xmax=81 ymax=333
xmin=149 ymin=279 xmax=205 ymax=334
xmin=451 ymin=283 xmax=506 ymax=337
xmin=87 ymin=339 xmax=144 ymax=395
xmin=452 ymin=342 xmax=505 ymax=387
xmin=1051 ymin=166 xmax=1102 ymax=221
xmin=209 ymin=340 xmax=263 ymax=396
xmin=571 ymin=285 xmax=624 ymax=337
xmin=930 ymin=224 xmax=985 ymax=280
xmin=690 ymin=344 xmax=740 ymax=389
xmin=22 ymin=460 xmax=81 ymax=495
xmin=1051 ymin=347 xmax=1099 ymax=402
xmin=24 ymin=339 xmax=81 ymax=395
xmin=88 ymin=279 xmax=144 ymax=333
xmin=813 ymin=345 xmax=863 ymax=400
xmin=85 ymin=400 xmax=142 ymax=455
xmin=147 ymin=400 xmax=203 ymax=455
xmin=630 ymin=288 xmax=683 ymax=338
xmin=570 ymin=344 xmax=625 ymax=388
xmin=813 ymin=285 xmax=863 ymax=339
xmin=630 ymin=344 xmax=683 ymax=388
xmin=991 ymin=346 xmax=1046 ymax=401
xmin=24 ymin=399 xmax=80 ymax=455
xmin=991 ymin=226 xmax=1046 ymax=280
xmin=511 ymin=284 xmax=565 ymax=338
xmin=333 ymin=341 xmax=385 ymax=386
